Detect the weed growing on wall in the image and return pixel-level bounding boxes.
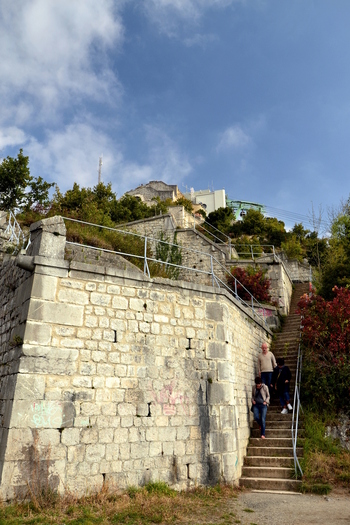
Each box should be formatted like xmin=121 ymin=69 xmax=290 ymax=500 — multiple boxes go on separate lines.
xmin=155 ymin=232 xmax=182 ymax=280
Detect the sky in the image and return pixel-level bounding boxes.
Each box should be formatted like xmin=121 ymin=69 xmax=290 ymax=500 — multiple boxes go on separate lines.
xmin=1 ymin=0 xmax=350 ymax=232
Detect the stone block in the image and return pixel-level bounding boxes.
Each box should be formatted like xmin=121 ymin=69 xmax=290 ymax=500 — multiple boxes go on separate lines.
xmin=158 ymin=427 xmax=176 ymax=442
xmin=91 ymin=293 xmax=111 ymax=306
xmin=58 ymin=288 xmax=89 ymax=305
xmin=28 ymin=299 xmax=84 ymax=326
xmin=220 ymin=406 xmax=236 ymax=430
xmin=206 ymin=303 xmax=223 ymax=322
xmin=10 ymin=400 xmax=75 ymax=428
xmin=217 ymin=362 xmax=235 ymax=382
xmin=130 ymin=442 xmax=149 ymax=459
xmin=28 ymin=216 xmax=66 ymax=259
xmin=209 ymin=431 xmax=235 ymax=454
xmin=112 ymin=296 xmax=128 ymax=309
xmin=208 ymin=383 xmax=234 ymax=405
xmin=23 ymin=321 xmax=52 ymax=346
xmin=114 ymin=428 xmax=129 ymax=444
xmin=106 ymin=443 xmax=119 ymax=461
xmin=85 ymin=443 xmax=106 ymax=463
xmin=118 ymin=403 xmax=136 ymax=417
xmin=61 ymin=428 xmax=80 ymax=446
xmin=206 ymin=342 xmax=229 ymax=360
xmin=13 ymin=375 xmax=46 ymax=400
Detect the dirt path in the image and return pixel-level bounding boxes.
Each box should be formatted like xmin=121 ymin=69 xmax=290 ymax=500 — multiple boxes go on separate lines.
xmin=231 ymin=490 xmax=350 ymax=525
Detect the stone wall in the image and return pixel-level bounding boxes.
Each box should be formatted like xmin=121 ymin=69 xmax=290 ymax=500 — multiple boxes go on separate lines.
xmin=119 ymin=213 xmax=230 ymax=287
xmin=0 ymin=216 xmax=272 ymax=500
xmin=282 ymin=259 xmax=311 ymax=283
xmin=227 ymin=260 xmax=293 ymax=316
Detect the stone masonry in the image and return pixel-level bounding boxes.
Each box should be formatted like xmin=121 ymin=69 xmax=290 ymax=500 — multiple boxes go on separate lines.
xmin=0 ymin=216 xmax=272 ymax=500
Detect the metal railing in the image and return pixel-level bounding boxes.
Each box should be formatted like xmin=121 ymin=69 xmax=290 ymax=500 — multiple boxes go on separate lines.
xmin=189 ymin=215 xmax=294 ymax=282
xmin=2 ymin=210 xmax=27 ymax=251
xmin=63 ymin=217 xmax=271 ymax=326
xmin=291 ymin=334 xmax=303 ymax=479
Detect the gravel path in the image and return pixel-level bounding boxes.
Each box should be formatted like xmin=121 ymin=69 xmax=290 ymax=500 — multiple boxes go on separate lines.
xmin=232 ymin=490 xmax=350 ymax=525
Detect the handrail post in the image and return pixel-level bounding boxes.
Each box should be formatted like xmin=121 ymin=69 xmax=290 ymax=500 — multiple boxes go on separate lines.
xmin=211 ymin=256 xmax=215 ymax=286
xmin=144 ymin=236 xmax=150 ymax=277
xmin=250 ymin=244 xmax=254 ymax=261
xmin=234 ymin=278 xmax=237 ymax=298
xmin=228 ymin=238 xmax=232 ymax=259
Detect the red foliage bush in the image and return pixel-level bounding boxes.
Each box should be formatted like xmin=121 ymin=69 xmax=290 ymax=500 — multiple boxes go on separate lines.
xmin=297 ymin=286 xmax=350 ymax=364
xmin=227 ymin=266 xmax=271 ymax=303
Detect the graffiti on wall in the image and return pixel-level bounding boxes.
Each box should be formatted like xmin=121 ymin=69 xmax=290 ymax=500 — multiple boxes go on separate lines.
xmin=151 ymin=381 xmax=190 ymax=416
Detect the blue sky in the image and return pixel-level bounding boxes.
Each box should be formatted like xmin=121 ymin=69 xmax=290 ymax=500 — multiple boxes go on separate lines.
xmin=1 ymin=0 xmax=350 ymax=231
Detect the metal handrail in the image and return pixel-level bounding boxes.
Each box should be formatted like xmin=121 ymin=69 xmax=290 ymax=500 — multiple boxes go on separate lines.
xmin=2 ymin=210 xmax=27 ymax=251
xmin=63 ymin=216 xmax=271 ymax=326
xmin=291 ymin=334 xmax=303 ymax=479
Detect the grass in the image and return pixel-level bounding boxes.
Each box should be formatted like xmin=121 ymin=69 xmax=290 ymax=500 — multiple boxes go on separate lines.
xmin=300 ymin=411 xmax=350 ymax=494
xmin=0 ymin=483 xmax=244 ymax=525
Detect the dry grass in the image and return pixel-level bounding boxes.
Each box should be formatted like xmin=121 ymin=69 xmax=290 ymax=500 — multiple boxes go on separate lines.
xmin=0 ymin=483 xmax=243 ymax=525
xmin=303 ymin=450 xmax=350 ymax=486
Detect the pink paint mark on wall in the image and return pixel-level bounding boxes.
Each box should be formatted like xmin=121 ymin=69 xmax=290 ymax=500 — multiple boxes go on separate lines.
xmin=256 ymin=308 xmax=274 ymax=317
xmin=152 ymin=381 xmax=190 ymax=415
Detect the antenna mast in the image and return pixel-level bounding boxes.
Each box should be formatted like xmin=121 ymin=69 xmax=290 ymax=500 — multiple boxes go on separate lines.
xmin=98 ymin=155 xmax=103 ymax=184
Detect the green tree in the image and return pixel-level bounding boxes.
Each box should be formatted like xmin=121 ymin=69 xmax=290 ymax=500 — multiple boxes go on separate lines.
xmin=240 ymin=209 xmax=266 ymax=236
xmin=0 ymin=149 xmax=31 ymax=210
xmin=25 ymin=176 xmax=55 ymax=211
xmin=206 ymin=207 xmax=234 ymax=235
xmin=317 ymin=197 xmax=350 ymax=299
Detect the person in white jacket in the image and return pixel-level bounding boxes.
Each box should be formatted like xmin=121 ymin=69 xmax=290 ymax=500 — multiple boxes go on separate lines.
xmin=258 ymin=342 xmax=276 ymax=395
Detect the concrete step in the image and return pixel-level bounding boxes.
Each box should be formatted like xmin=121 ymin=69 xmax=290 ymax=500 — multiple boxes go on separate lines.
xmin=242 ymin=465 xmax=294 ymax=479
xmin=246 ymin=446 xmax=303 ymax=457
xmin=251 ymin=428 xmax=304 ymax=438
xmin=255 ymin=420 xmax=295 ymax=428
xmin=244 ymin=456 xmax=294 ymax=468
xmin=249 ymin=437 xmax=302 ymax=447
xmin=239 ymin=476 xmax=302 ymax=492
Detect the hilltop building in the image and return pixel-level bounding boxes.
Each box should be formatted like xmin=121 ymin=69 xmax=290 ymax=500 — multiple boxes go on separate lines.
xmin=124 ymin=181 xmax=182 ymax=205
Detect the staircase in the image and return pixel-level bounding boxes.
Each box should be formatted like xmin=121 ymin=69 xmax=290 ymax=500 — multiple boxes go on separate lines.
xmin=239 ymin=282 xmax=309 ymax=493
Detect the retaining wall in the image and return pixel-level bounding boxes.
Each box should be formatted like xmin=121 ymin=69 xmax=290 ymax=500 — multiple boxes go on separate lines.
xmin=0 ymin=216 xmax=272 ymax=500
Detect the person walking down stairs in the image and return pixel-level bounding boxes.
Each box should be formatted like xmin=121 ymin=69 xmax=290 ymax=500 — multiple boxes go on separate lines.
xmin=258 ymin=342 xmax=277 ymax=395
xmin=251 ymin=377 xmax=270 ymax=439
xmin=272 ymin=357 xmax=293 ymax=415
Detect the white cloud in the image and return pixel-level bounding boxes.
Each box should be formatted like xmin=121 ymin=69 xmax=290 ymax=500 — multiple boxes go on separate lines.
xmin=0 ymin=127 xmax=27 ymax=150
xmin=27 ymin=123 xmax=116 ymax=190
xmin=143 ymin=0 xmax=240 ymax=36
xmin=24 ymin=121 xmax=192 ymax=198
xmin=216 ymin=125 xmax=251 ymax=151
xmin=0 ymin=0 xmax=124 ymax=125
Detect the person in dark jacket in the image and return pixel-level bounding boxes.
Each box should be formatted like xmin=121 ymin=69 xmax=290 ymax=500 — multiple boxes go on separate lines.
xmin=272 ymin=357 xmax=292 ymax=414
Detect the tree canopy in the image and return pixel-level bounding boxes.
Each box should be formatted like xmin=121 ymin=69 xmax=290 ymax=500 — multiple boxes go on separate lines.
xmin=0 ymin=149 xmax=54 ymax=212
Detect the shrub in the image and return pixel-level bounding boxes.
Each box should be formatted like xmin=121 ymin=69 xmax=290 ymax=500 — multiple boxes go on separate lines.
xmin=227 ymin=266 xmax=272 ymax=303
xmin=297 ymin=286 xmax=350 ymax=413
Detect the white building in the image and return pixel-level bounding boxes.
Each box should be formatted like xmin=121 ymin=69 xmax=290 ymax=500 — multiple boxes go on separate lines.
xmin=184 ymin=188 xmax=226 ymax=215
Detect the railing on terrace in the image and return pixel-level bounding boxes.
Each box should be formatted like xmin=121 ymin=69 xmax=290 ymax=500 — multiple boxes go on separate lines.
xmin=190 ymin=215 xmax=288 ymax=267
xmin=63 ymin=217 xmax=271 ymax=326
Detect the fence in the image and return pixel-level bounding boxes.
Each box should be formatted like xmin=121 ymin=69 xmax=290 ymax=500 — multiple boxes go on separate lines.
xmin=63 ymin=216 xmax=271 ymax=326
